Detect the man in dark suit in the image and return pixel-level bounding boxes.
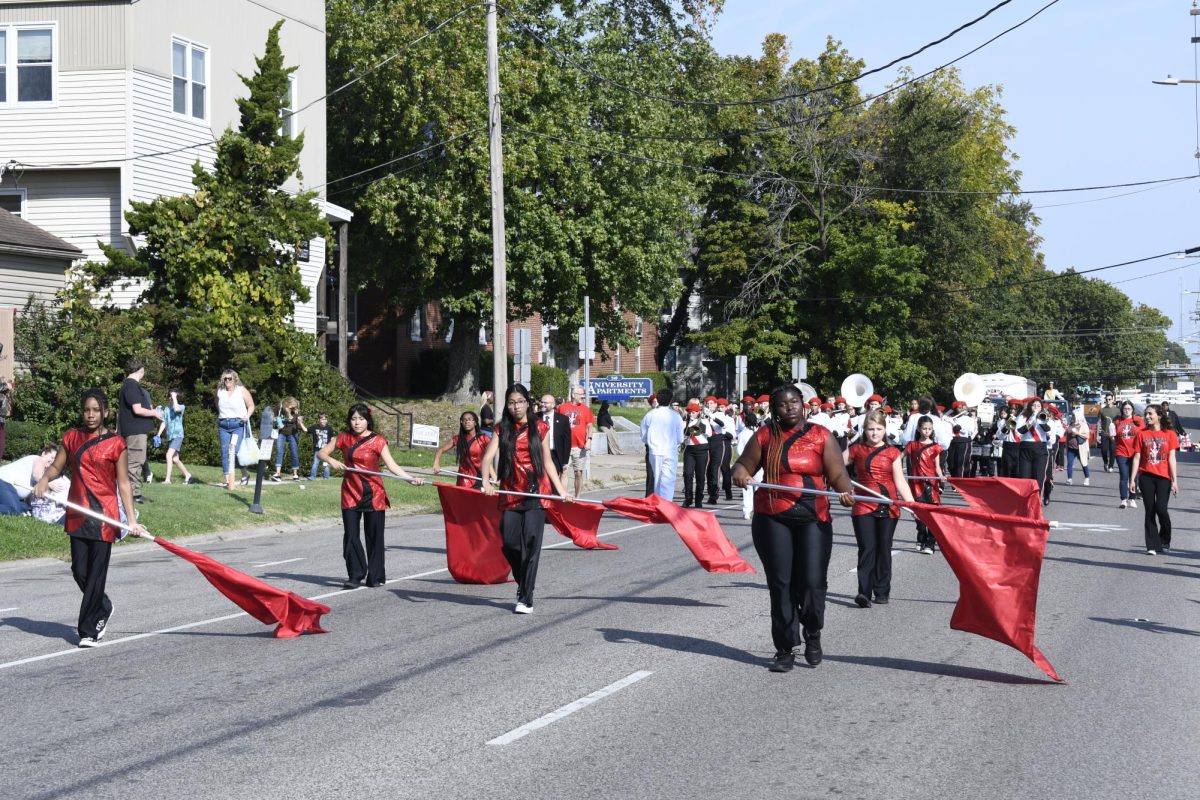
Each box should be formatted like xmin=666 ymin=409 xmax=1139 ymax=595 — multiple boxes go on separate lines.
xmin=540 ymin=394 xmax=571 ymax=478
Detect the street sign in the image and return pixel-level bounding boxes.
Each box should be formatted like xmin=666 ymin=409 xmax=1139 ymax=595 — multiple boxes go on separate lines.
xmin=578 ymin=325 xmax=595 ymax=360
xmin=512 ymin=328 xmax=531 ymax=386
xmin=791 ymin=357 xmax=807 ymax=382
xmin=735 ymin=355 xmax=748 ymax=397
xmin=582 ymin=375 xmax=653 ymax=401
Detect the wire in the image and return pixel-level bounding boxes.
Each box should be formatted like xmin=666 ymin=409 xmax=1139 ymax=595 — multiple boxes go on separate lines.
xmin=508 ymin=124 xmax=1199 ymax=198
xmin=311 ymin=128 xmax=482 ymax=191
xmin=286 ymin=3 xmax=483 ymax=121
xmin=502 ymin=0 xmax=1030 ymax=109
xmin=15 ymin=139 xmax=218 ymax=169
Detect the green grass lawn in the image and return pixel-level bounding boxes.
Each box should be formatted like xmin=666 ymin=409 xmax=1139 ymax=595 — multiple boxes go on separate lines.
xmin=0 ymin=457 xmax=451 ymax=563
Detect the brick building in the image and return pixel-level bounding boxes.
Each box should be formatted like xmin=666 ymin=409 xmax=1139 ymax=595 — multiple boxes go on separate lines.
xmin=345 ymin=296 xmax=660 ymax=397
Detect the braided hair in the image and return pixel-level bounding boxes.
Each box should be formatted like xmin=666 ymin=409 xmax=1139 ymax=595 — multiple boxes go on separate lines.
xmin=762 ymin=384 xmax=803 ymax=485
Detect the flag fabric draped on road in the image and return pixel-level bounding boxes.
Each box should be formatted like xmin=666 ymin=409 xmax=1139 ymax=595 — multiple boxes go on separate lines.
xmin=546 ymin=503 xmax=617 ymax=550
xmin=950 ymin=477 xmax=1044 ymax=520
xmin=602 ymin=495 xmax=756 ymax=574
xmin=154 ymin=537 xmax=330 ymax=638
xmin=905 ymin=503 xmax=1062 ymax=682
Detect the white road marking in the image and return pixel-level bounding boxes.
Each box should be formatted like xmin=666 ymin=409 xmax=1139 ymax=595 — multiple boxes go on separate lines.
xmin=0 ymin=522 xmax=652 ymax=671
xmin=486 ymin=670 xmax=654 ymax=745
xmin=1054 ymin=523 xmax=1126 ymax=530
xmin=0 ymin=607 xmax=18 ymax=613
xmin=252 ymin=558 xmax=306 ymax=568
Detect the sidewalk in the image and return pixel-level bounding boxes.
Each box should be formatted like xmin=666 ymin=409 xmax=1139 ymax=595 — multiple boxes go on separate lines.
xmin=582 ymin=452 xmax=646 ymax=491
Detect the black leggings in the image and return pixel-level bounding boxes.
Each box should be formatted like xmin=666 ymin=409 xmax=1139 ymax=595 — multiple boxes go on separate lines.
xmin=1137 ymin=472 xmax=1172 ymax=551
xmin=852 ymin=515 xmax=898 ymax=600
xmin=751 ymin=514 xmax=832 ymax=652
xmin=682 ymin=445 xmax=709 ymax=505
xmin=70 ymin=536 xmax=113 ymax=639
xmin=342 ymin=507 xmax=386 ymax=585
xmin=502 ymin=507 xmax=546 ymax=605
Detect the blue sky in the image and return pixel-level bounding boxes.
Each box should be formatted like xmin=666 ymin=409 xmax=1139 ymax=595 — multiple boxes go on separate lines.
xmin=708 ymin=0 xmax=1200 ymax=352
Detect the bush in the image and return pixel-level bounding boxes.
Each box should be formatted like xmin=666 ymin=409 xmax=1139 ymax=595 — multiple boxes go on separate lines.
xmin=3 ymin=418 xmax=59 ymax=458
xmin=530 ymin=364 xmax=568 ymax=400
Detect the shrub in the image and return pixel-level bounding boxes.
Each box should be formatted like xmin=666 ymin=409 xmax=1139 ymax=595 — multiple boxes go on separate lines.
xmin=530 ymin=364 xmax=568 ymax=400
xmin=621 ymin=371 xmax=672 ymax=393
xmin=3 ymin=418 xmax=59 ymax=458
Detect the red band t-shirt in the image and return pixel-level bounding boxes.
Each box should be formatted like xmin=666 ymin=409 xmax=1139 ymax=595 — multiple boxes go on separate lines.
xmin=1135 ymin=428 xmax=1178 ymax=479
xmin=1114 ymin=416 xmax=1145 ymax=459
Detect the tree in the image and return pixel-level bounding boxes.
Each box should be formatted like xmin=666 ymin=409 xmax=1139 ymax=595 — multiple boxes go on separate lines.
xmin=1163 ymin=340 xmax=1190 ymax=364
xmin=327 ymin=0 xmax=719 ymax=400
xmin=79 ymin=21 xmax=330 ymax=399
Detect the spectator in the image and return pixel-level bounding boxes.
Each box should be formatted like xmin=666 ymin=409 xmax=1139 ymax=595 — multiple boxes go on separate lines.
xmin=480 ymin=390 xmax=495 ymax=433
xmin=117 ymin=358 xmax=162 ymax=504
xmin=641 ymin=388 xmax=684 ymax=501
xmin=558 ymin=386 xmax=596 ymax=497
xmin=1160 ymin=400 xmax=1185 ymax=437
xmin=271 ymin=396 xmax=306 ymax=481
xmin=0 ymin=446 xmax=62 ymax=515
xmin=216 ymin=369 xmax=255 ymax=490
xmin=154 ymin=390 xmax=196 ymax=485
xmin=596 ymin=400 xmax=624 ymax=455
xmin=539 ymin=394 xmax=571 ymax=478
xmin=308 ymin=411 xmax=334 ymax=480
xmin=0 ymin=375 xmax=12 ymax=462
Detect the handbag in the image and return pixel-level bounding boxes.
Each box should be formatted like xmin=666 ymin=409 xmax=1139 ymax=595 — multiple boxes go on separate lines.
xmin=236 ymin=423 xmax=261 ymax=466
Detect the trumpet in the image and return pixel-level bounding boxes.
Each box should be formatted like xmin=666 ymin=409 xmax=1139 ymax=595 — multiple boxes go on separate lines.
xmin=1036 ymin=411 xmax=1050 ymax=424
xmin=1005 ymin=418 xmax=1019 ymax=431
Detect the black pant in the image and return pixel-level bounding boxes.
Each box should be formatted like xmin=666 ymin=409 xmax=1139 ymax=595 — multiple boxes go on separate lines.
xmin=1001 ymin=443 xmax=1019 ymax=478
xmin=720 ymin=436 xmax=733 ymax=498
xmin=70 ymin=536 xmax=113 ymax=639
xmin=645 ymin=446 xmax=654 ymax=497
xmin=1019 ymin=442 xmax=1048 ymax=497
xmin=751 ymin=515 xmax=832 ymax=653
xmin=706 ymin=440 xmax=725 ymax=501
xmin=682 ymin=445 xmax=710 ymax=506
xmin=1100 ymin=436 xmax=1115 ymax=469
xmin=1137 ymin=473 xmax=1172 ymax=551
xmin=502 ymin=507 xmax=546 ymax=605
xmin=947 ymin=438 xmax=971 ymax=478
xmin=852 ymin=515 xmax=897 ymax=600
xmin=342 ymin=507 xmax=386 ymax=585
xmin=914 ymin=484 xmax=937 ymax=550
xmin=1043 ymin=444 xmax=1058 ymax=502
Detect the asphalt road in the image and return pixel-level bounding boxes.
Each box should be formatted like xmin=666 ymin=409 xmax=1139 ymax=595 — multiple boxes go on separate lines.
xmin=1 ymin=455 xmax=1196 ymax=800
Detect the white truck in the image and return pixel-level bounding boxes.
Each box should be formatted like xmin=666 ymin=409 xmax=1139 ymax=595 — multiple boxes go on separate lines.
xmin=978 ymin=372 xmax=1037 ymax=401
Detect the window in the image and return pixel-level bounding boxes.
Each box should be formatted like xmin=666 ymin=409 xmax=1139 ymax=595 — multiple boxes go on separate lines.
xmin=410 ymin=307 xmax=424 ymax=342
xmin=0 ymin=190 xmax=24 ymax=216
xmin=280 ymin=74 xmax=296 ymax=138
xmin=0 ymin=24 xmax=56 ymax=105
xmin=172 ymin=38 xmax=207 ymax=120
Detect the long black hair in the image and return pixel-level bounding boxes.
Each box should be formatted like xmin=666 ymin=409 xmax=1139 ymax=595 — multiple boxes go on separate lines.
xmin=497 ymin=383 xmax=543 ymax=486
xmin=455 ymin=411 xmax=481 ymax=464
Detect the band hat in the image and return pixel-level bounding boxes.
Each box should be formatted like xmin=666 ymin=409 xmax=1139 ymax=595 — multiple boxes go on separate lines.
xmin=937 ymin=405 xmax=946 ymax=412
xmin=867 ymin=394 xmax=883 ymax=403
xmin=820 ymin=402 xmax=833 ymax=411
xmin=885 ymin=406 xmax=894 ymax=413
xmin=716 ymin=398 xmax=729 ymax=406
xmin=742 ymin=395 xmax=755 ymax=404
xmin=835 ymin=396 xmax=846 ymax=404
xmin=807 ymin=397 xmax=821 ymax=406
xmin=703 ymin=395 xmax=717 ymax=403
xmin=686 ymin=401 xmax=701 ymax=411
xmin=757 ymin=394 xmax=770 ymax=403
xmin=951 ymin=400 xmax=966 ymax=409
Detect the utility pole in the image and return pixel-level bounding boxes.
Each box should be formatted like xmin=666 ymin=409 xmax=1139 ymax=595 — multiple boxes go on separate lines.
xmin=337 ymin=221 xmax=349 ymax=378
xmin=486 ymin=2 xmax=509 ymax=396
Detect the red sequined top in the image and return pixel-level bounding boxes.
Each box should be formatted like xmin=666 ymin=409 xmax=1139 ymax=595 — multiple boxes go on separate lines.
xmin=498 ymin=420 xmax=552 ymax=510
xmin=905 ymin=440 xmax=943 ymax=504
xmin=63 ymin=428 xmax=127 ymax=542
xmin=848 ymin=443 xmax=902 ymax=519
xmin=752 ymin=423 xmax=831 ymax=522
xmin=452 ymin=432 xmax=491 ymax=487
xmin=336 ymin=431 xmax=391 ymax=511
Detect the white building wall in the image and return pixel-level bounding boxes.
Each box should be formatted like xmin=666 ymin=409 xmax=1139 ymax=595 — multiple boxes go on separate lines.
xmin=130 ymin=69 xmax=217 ymax=203
xmin=0 ymin=70 xmax=127 ymax=165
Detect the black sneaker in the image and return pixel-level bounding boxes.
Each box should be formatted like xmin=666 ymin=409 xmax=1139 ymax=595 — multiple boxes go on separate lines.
xmin=873 ymin=596 xmax=889 ymax=605
xmin=768 ymin=651 xmax=795 ymax=672
xmin=342 ymin=578 xmax=364 ymax=590
xmin=803 ymin=632 xmax=822 ymax=666
xmin=270 ymin=474 xmax=283 ymax=483
xmin=854 ymin=593 xmax=871 ymax=608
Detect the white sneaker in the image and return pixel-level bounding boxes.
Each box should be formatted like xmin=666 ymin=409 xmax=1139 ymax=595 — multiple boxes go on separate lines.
xmin=95 ymin=605 xmax=114 ymax=641
xmin=1129 ymin=499 xmax=1137 ymax=509
xmin=1119 ymin=500 xmax=1127 ymax=509
xmin=1066 ymin=479 xmax=1072 ymax=486
xmin=1083 ymin=478 xmax=1090 ymax=487
xmin=78 ymin=636 xmax=100 ymax=648
xmin=921 ymin=546 xmax=934 ymax=555
xmin=1146 ymin=549 xmax=1157 ymax=556
xmin=513 ymin=602 xmax=533 ymax=615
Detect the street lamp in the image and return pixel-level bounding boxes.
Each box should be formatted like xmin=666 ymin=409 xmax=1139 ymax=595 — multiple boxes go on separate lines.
xmin=1152 ymin=74 xmax=1200 ymax=85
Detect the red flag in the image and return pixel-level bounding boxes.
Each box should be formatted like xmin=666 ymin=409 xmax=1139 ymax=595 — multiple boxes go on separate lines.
xmin=950 ymin=477 xmax=1044 ymax=520
xmin=546 ymin=502 xmax=618 ymax=550
xmin=154 ymin=537 xmax=329 ymax=638
xmin=602 ymin=495 xmax=756 ymax=574
xmin=907 ymin=503 xmax=1062 ymax=682
xmin=436 ymin=484 xmax=511 ymax=584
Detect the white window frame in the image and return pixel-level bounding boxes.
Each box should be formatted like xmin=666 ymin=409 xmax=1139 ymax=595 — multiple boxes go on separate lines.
xmin=280 ymin=73 xmax=296 ymax=138
xmin=0 ymin=22 xmax=58 ymax=109
xmin=410 ymin=307 xmax=424 ymax=342
xmin=170 ymin=35 xmax=209 ymax=123
xmin=0 ymin=187 xmax=27 ymax=217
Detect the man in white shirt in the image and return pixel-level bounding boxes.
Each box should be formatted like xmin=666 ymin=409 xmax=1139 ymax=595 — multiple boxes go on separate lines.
xmin=641 ymin=389 xmax=685 ymax=501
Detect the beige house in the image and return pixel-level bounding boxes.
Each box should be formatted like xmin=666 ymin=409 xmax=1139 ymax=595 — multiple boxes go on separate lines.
xmin=0 ymin=0 xmax=349 ymax=331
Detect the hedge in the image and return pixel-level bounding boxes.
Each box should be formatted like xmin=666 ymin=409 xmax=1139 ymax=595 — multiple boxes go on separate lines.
xmin=3 ymin=418 xmax=59 ymax=458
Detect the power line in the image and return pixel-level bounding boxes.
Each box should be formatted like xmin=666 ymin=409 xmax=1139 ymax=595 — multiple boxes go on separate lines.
xmin=312 ymin=128 xmax=482 ymax=191
xmin=502 ymin=0 xmax=1032 ymax=109
xmin=508 ymin=124 xmax=1199 ymax=198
